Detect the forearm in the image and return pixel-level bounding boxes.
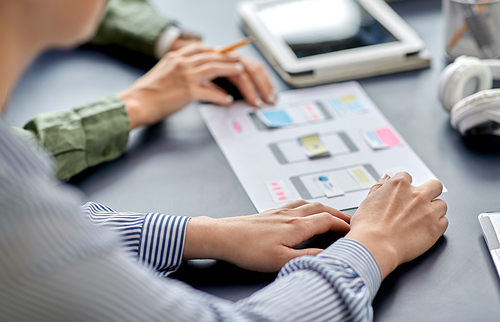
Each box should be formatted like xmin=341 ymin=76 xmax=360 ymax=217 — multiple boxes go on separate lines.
xmin=21 ymin=96 xmax=130 ymax=181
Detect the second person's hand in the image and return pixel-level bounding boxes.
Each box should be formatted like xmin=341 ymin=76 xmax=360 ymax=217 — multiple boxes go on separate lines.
xmin=117 ymin=43 xmax=276 ymax=129
xmin=118 ymin=43 xmax=245 ymax=129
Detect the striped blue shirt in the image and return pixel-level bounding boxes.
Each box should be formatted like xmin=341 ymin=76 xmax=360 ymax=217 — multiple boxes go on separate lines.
xmin=0 ymin=119 xmax=382 ymax=321
xmin=83 ymin=202 xmax=189 ymax=276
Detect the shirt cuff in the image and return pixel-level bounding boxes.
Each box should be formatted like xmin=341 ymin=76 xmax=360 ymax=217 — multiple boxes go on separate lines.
xmin=139 ymin=213 xmax=190 ymax=273
xmin=319 ymin=238 xmax=382 ymax=302
xmin=90 ymin=0 xmax=176 ymax=57
xmin=83 ymin=202 xmax=191 ymax=275
xmin=23 ymin=96 xmax=130 ymax=181
xmin=154 ymin=25 xmax=182 ymax=59
xmin=278 ymin=238 xmax=382 ymax=303
xmin=75 ymin=96 xmax=130 ymax=170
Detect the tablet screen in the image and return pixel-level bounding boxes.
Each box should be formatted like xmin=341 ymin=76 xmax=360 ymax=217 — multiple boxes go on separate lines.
xmin=258 ymin=0 xmax=398 ymax=58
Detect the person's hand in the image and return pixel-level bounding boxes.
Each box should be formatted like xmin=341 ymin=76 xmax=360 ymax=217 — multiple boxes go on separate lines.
xmin=118 ymin=43 xmax=276 ymax=129
xmin=170 ymin=39 xmax=276 ymax=108
xmin=226 ymin=54 xmax=276 ymax=107
xmin=118 ymin=43 xmax=246 ymax=129
xmin=345 ymin=172 xmax=448 ymax=280
xmin=183 ymin=200 xmax=351 ymax=272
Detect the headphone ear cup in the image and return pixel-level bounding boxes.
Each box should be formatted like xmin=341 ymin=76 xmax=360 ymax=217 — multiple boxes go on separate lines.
xmin=450 ymin=89 xmax=500 ymax=135
xmin=438 ymin=56 xmax=493 ymax=113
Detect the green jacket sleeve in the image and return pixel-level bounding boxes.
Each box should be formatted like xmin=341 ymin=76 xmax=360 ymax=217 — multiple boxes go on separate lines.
xmin=17 ymin=96 xmax=130 ymax=181
xmin=90 ymin=0 xmax=176 ymax=57
xmin=14 ymin=1 xmax=173 ymax=181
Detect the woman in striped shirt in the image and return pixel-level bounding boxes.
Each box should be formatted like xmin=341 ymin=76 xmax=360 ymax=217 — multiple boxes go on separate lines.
xmin=0 ymin=0 xmax=448 ymax=321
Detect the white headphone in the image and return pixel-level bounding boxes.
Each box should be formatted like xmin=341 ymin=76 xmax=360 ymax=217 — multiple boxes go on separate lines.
xmin=438 ymin=56 xmax=500 ymax=136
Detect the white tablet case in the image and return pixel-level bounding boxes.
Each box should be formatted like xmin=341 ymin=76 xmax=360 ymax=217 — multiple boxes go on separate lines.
xmin=238 ymin=0 xmax=431 ymax=87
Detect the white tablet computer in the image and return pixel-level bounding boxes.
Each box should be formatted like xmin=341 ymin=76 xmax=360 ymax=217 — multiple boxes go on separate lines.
xmin=238 ymin=0 xmax=431 ymax=87
xmin=479 ymin=212 xmax=500 ymax=279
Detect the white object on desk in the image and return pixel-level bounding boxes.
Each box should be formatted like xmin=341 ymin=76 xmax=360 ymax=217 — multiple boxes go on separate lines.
xmin=198 ymin=82 xmax=442 ymax=212
xmin=238 ymin=0 xmax=431 ymax=87
xmin=479 ymin=212 xmax=500 ymax=279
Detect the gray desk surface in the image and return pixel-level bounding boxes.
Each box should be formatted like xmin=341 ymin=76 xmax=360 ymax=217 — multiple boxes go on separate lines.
xmin=5 ymin=0 xmax=500 ymax=321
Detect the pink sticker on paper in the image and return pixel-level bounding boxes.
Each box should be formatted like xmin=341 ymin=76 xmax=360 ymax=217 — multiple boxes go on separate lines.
xmin=232 ymin=121 xmax=242 ymax=132
xmin=266 ymin=180 xmax=292 ymax=203
xmin=375 ymin=127 xmax=400 ymax=147
xmin=304 ymin=104 xmax=319 ymax=120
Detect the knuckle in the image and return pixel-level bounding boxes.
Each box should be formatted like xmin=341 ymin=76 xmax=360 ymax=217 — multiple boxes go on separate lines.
xmin=165 ymin=51 xmax=178 ymax=59
xmin=204 ymin=61 xmax=216 ymax=69
xmin=240 ymin=72 xmax=251 ymax=82
xmin=435 ymin=199 xmax=447 ymax=212
xmin=288 ymin=200 xmax=307 ymax=208
xmin=441 ymin=217 xmax=449 ymax=230
xmin=319 ymin=212 xmax=333 ymax=221
xmin=429 ymin=178 xmax=441 ymax=185
xmin=310 ymin=202 xmax=324 ymax=209
xmin=282 ymin=201 xmax=295 ymax=208
xmin=433 ymin=180 xmax=444 ymax=191
xmin=275 ymin=208 xmax=292 ymax=216
xmin=247 ymin=64 xmax=261 ymax=75
xmin=392 ymin=176 xmax=406 ymax=185
xmin=369 ymin=183 xmax=383 ymax=193
xmin=413 ymin=190 xmax=426 ymax=201
xmin=179 ymin=60 xmax=190 ymax=70
xmin=173 ymin=57 xmax=188 ymax=68
xmin=285 ymin=216 xmax=302 ymax=227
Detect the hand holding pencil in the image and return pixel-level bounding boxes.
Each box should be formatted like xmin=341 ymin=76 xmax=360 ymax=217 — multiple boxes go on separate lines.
xmin=119 ymin=39 xmax=275 ymax=126
xmin=215 ymin=36 xmax=276 ymax=107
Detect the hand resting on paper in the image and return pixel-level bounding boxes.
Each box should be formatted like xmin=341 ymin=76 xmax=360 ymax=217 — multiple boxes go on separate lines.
xmin=118 ymin=43 xmax=276 ymax=130
xmin=182 ymin=200 xmax=351 ymax=272
xmin=346 ymin=172 xmax=448 ymax=280
xmin=183 ymin=172 xmax=447 ymax=276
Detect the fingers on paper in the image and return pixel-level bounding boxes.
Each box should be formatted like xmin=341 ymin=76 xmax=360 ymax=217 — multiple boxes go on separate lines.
xmin=194 ymin=87 xmax=233 ymax=106
xmin=239 ymin=57 xmax=275 ymax=104
xmin=294 ymin=202 xmax=351 ymax=222
xmin=228 ymin=73 xmax=262 ymax=108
